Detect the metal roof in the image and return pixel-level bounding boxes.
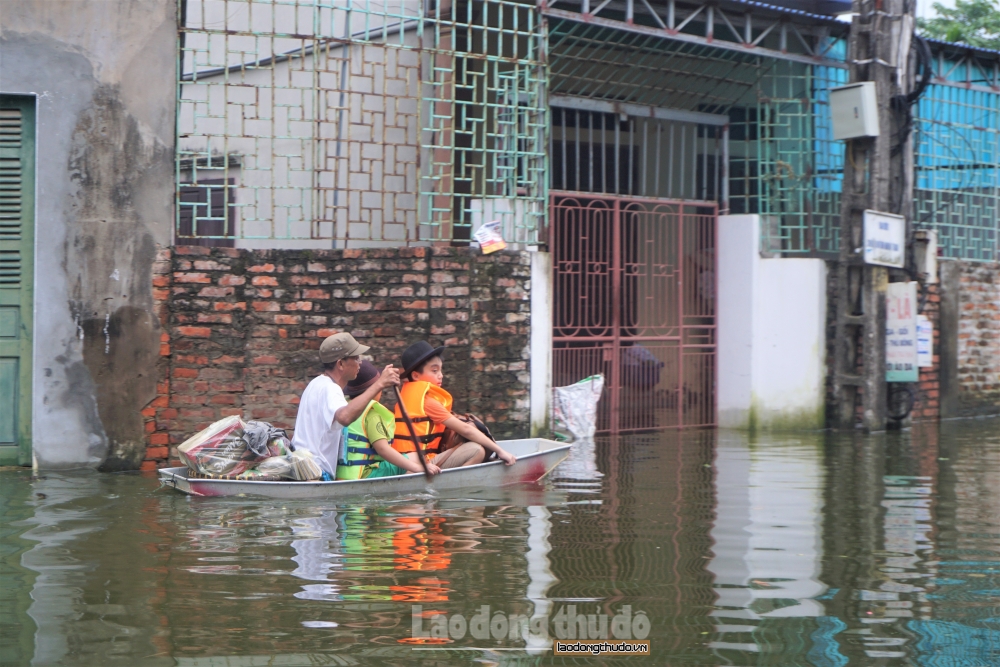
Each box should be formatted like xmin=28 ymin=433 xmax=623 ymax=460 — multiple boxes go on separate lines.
xmin=716 ymin=0 xmax=848 ymax=24
xmin=730 ymin=0 xmax=1000 ymax=59
xmin=924 ymin=36 xmax=1000 ymax=60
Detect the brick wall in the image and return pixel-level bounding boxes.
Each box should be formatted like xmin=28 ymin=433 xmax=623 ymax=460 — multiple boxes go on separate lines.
xmin=956 ymin=262 xmax=1000 ymax=414
xmin=142 ymin=246 xmax=532 ymax=470
xmin=910 ymin=282 xmax=939 ymax=421
xmin=825 ymin=260 xmax=998 ymax=428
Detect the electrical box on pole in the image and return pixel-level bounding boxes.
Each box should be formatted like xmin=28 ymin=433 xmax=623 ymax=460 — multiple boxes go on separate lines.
xmin=830 ymin=83 xmax=880 ymax=140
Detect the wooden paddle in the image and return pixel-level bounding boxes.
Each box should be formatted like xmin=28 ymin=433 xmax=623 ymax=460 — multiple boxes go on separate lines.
xmin=393 ymin=386 xmax=432 ymax=478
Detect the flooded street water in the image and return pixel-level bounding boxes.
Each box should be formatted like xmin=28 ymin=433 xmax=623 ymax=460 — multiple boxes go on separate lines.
xmin=2 ymin=419 xmax=998 ymax=666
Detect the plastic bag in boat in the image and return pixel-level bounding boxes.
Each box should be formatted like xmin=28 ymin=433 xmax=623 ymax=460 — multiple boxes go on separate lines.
xmin=551 ymin=374 xmax=605 ymax=440
xmin=255 ymin=448 xmax=324 ymax=481
xmin=244 ymin=420 xmax=290 ymax=458
xmin=177 ymin=415 xmax=273 ymax=476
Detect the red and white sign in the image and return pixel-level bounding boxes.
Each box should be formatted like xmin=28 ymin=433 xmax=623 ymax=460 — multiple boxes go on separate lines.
xmin=886 ymin=282 xmax=918 ymax=382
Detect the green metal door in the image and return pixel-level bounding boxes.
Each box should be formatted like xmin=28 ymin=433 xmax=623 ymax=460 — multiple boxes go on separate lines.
xmin=0 ymin=96 xmax=35 ymax=466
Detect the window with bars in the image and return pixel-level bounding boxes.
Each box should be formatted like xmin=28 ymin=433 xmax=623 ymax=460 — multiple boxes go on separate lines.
xmin=177 ymin=178 xmax=236 ymax=247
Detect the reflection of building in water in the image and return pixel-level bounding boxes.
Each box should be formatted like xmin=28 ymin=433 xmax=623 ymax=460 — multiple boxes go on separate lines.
xmin=553 ymin=436 xmax=603 ymax=482
xmin=22 ymin=477 xmax=106 ymax=666
xmin=523 ymin=505 xmax=556 ymax=654
xmin=856 ymin=473 xmax=935 ymax=659
xmin=818 ymin=426 xmax=1000 ymax=663
xmin=545 ymin=431 xmax=717 ymax=655
xmin=908 ymin=423 xmax=1000 ymax=664
xmin=291 ymin=511 xmax=344 ymax=602
xmin=20 ymin=476 xmax=173 ymax=666
xmin=848 ymin=428 xmax=938 ymax=660
xmin=818 ymin=430 xmax=937 ymax=662
xmin=708 ymin=433 xmax=835 ymax=659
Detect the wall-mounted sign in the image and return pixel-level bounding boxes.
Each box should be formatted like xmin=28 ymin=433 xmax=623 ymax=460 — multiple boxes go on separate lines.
xmin=917 ymin=314 xmax=933 ymax=368
xmin=864 ymin=210 xmax=906 ymax=268
xmin=886 ymin=281 xmax=918 ymax=382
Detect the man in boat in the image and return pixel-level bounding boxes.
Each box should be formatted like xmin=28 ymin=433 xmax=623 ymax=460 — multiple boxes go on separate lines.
xmin=389 ymin=341 xmax=516 ymax=471
xmin=290 ymin=332 xmax=400 ymax=477
xmin=337 ymin=360 xmax=442 ymax=479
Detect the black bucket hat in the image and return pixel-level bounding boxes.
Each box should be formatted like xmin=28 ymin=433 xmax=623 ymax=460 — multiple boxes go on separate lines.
xmin=345 ymin=359 xmax=381 ymax=398
xmin=401 ymin=341 xmax=446 ymax=377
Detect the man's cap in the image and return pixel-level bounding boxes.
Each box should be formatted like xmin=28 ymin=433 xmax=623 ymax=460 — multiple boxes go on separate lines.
xmin=320 ymin=332 xmax=370 ymax=363
xmin=345 ymin=359 xmax=381 ymax=397
xmin=401 ymin=340 xmax=446 ymax=377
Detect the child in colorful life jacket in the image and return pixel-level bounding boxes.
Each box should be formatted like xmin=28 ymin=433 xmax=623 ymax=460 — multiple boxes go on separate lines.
xmin=391 ymin=341 xmax=516 ymax=470
xmin=343 ymin=360 xmax=443 ymax=479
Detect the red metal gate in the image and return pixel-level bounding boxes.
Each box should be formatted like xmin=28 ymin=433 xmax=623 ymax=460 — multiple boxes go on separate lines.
xmin=551 ymin=193 xmax=717 ymax=433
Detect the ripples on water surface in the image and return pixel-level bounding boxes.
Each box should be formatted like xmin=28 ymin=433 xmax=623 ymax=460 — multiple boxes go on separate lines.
xmin=1 ymin=420 xmax=998 ymax=666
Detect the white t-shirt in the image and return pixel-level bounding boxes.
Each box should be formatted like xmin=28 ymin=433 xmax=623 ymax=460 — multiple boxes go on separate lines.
xmin=291 ymin=374 xmax=348 ymax=475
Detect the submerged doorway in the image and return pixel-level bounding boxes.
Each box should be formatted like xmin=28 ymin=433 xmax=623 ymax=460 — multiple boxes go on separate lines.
xmin=0 ymin=95 xmax=35 ymax=465
xmin=548 ymin=100 xmax=722 ymax=433
xmin=551 ymin=193 xmax=717 ymax=433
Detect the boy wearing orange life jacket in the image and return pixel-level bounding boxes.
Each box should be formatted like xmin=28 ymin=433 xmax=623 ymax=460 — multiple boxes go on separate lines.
xmin=391 ymin=341 xmax=516 ymax=470
xmin=339 ymin=360 xmax=443 ymax=479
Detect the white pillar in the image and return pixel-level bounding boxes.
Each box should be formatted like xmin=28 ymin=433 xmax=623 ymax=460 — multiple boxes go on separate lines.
xmin=718 ymin=216 xmax=758 ymax=428
xmin=529 ymin=250 xmax=553 ymax=436
xmin=717 ymin=215 xmax=828 ymax=430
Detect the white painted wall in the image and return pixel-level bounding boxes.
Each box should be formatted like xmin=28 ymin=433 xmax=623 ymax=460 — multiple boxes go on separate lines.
xmin=529 ymin=250 xmax=552 ymax=436
xmin=718 ymin=215 xmax=827 ymax=430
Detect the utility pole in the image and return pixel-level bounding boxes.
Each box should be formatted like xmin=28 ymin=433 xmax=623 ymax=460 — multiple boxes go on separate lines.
xmin=832 ymin=0 xmax=917 ymax=431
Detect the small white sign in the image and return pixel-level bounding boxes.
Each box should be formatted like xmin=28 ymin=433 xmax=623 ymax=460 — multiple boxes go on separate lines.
xmin=864 ymin=210 xmax=906 ymax=268
xmin=886 ymin=282 xmax=918 ymax=382
xmin=916 ymin=314 xmax=933 ymax=368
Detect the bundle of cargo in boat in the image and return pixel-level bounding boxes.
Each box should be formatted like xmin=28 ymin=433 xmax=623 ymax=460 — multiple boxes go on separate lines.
xmin=249 ymin=448 xmax=323 ymax=481
xmin=176 ymin=415 xmax=266 ymax=476
xmin=288 ymin=449 xmax=322 ymax=480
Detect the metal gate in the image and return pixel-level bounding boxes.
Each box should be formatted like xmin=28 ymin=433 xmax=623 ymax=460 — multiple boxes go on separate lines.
xmin=551 ymin=193 xmax=717 ymax=433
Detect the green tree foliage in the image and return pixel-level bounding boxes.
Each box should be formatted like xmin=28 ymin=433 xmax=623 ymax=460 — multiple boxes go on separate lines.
xmin=917 ymin=0 xmax=1000 ymax=50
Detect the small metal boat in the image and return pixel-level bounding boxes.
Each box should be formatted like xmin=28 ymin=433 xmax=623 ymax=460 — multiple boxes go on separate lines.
xmin=158 ymin=438 xmax=571 ymax=499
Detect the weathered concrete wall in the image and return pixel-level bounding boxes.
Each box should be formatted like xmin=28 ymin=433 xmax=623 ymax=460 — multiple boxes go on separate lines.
xmin=940 ymin=260 xmax=1000 ymax=418
xmin=0 ymin=1 xmax=177 ymax=468
xmin=143 ymin=246 xmax=532 ymax=469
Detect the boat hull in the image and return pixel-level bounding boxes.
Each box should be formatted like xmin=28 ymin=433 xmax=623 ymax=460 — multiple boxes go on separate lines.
xmin=158 ymin=438 xmax=571 ymax=499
